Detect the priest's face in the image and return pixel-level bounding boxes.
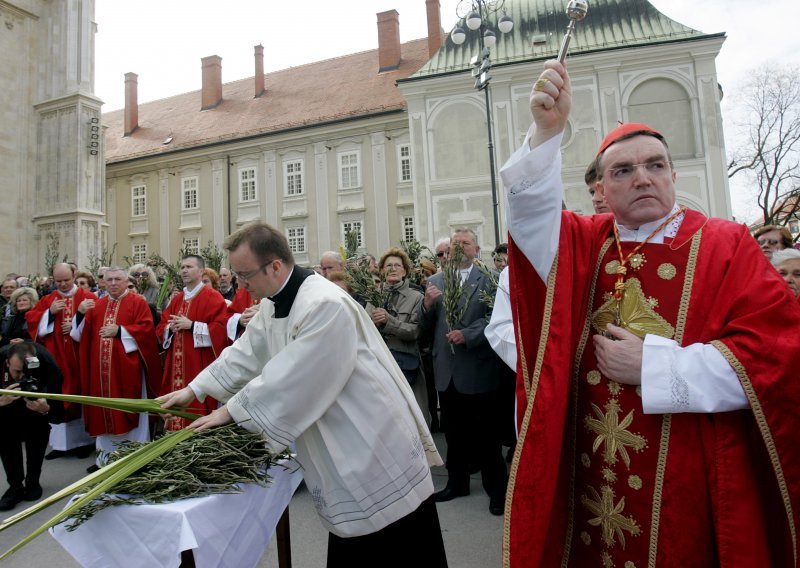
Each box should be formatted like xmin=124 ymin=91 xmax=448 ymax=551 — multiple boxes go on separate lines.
xmin=53 ymin=265 xmax=75 ymax=294
xmin=180 ymin=258 xmax=203 ymax=288
xmin=597 ymin=136 xmax=676 ymax=228
xmin=105 ymin=270 xmax=128 ymax=299
xmin=229 ymin=245 xmax=282 ymax=300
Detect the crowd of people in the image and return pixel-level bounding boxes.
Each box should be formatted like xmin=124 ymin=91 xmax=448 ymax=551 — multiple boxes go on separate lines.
xmin=2 ymin=58 xmax=800 ymax=566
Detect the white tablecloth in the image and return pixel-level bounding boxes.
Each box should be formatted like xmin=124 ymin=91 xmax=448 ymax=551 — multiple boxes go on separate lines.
xmin=51 ymin=461 xmax=303 ymax=568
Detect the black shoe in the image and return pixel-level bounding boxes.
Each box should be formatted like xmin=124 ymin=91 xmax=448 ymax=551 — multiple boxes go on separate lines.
xmin=0 ymin=486 xmax=24 ymax=511
xmin=45 ymin=449 xmax=69 ymax=460
xmin=434 ymin=484 xmax=470 ymax=502
xmin=86 ymin=464 xmax=100 ymax=474
xmin=23 ymin=482 xmax=42 ymax=502
xmin=73 ymin=445 xmax=95 ymax=459
xmin=489 ymin=494 xmax=505 ymax=516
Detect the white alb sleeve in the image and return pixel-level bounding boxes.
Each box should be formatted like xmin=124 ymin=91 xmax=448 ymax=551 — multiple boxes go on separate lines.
xmin=120 ymin=326 xmax=139 ymax=354
xmin=640 ymin=334 xmax=749 ymax=414
xmin=485 ymin=268 xmax=516 ymax=371
xmin=192 ymin=321 xmax=212 ymax=348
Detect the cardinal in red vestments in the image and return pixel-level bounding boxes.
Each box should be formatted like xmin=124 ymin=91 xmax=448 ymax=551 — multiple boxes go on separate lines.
xmin=74 ymin=268 xmax=161 ymax=440
xmin=498 ymin=60 xmax=800 ymax=567
xmin=156 ymin=255 xmax=228 ymax=429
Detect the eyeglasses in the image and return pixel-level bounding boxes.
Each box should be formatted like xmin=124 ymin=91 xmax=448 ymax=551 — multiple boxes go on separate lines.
xmin=436 ymin=252 xmax=445 ymax=258
xmin=604 ymin=160 xmax=671 ymax=182
xmin=127 ymin=284 xmax=135 ymax=290
xmin=131 ymin=272 xmax=148 ymax=278
xmin=757 ymin=238 xmax=780 ymax=246
xmin=231 ymin=262 xmax=272 ymax=282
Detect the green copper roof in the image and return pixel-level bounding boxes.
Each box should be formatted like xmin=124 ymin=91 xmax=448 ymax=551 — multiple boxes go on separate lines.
xmin=408 ymin=0 xmax=721 ymax=79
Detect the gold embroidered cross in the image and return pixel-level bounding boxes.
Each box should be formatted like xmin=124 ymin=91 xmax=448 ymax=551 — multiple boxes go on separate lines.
xmin=581 ymin=485 xmax=641 ymax=549
xmin=584 ymin=399 xmax=646 ymax=468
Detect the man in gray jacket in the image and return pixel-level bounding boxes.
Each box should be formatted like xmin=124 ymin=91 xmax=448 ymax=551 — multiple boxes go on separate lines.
xmin=420 ymin=228 xmax=507 ymax=515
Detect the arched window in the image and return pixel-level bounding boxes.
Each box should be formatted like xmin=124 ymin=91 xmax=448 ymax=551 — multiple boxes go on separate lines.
xmin=430 ymin=102 xmax=488 ymax=179
xmin=628 ymin=79 xmax=695 ymax=158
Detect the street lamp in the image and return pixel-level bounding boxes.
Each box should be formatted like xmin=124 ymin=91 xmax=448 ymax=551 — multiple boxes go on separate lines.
xmin=450 ymin=1 xmax=513 ymax=248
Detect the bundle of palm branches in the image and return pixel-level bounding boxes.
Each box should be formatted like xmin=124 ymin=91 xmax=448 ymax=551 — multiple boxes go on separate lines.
xmin=442 ymin=244 xmax=470 ymax=352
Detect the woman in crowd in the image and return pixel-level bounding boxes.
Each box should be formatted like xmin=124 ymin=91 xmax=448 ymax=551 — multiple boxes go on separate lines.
xmin=754 ymin=224 xmax=793 ymax=260
xmin=74 ymin=271 xmax=96 ymax=291
xmin=128 ymin=264 xmax=160 ymax=307
xmin=0 ymin=287 xmax=39 ymax=347
xmin=367 ymin=247 xmax=429 ymax=424
xmin=772 ymin=248 xmax=800 ymax=301
xmin=202 ymin=268 xmax=221 ymax=292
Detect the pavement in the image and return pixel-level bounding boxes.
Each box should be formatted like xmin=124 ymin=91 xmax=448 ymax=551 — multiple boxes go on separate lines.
xmin=0 ymin=432 xmax=506 ymax=567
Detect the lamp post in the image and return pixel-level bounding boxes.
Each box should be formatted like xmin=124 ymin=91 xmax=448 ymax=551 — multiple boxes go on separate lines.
xmin=450 ymin=1 xmax=513 ymax=248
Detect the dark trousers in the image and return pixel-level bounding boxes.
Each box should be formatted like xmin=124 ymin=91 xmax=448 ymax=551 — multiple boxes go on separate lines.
xmin=439 ymin=381 xmax=507 ymax=498
xmin=0 ymin=415 xmax=51 ymax=488
xmin=327 ymin=494 xmax=447 ymax=567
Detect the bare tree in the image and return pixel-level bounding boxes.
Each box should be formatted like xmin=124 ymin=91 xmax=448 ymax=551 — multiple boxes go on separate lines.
xmin=728 ymin=64 xmax=800 ymax=236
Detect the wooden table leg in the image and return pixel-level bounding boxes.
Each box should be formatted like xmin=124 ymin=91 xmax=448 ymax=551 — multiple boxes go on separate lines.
xmin=276 ymin=506 xmax=291 ymax=568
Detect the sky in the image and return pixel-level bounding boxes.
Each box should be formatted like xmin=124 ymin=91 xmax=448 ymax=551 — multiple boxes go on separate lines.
xmin=94 ymin=0 xmax=800 ymax=222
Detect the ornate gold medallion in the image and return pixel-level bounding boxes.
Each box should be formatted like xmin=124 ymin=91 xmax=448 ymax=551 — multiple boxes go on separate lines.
xmin=628 ymin=475 xmax=643 ymax=490
xmin=628 ymin=253 xmax=646 ymax=271
xmin=657 ymin=262 xmax=677 ymax=280
xmin=587 ymin=370 xmax=601 ymax=386
xmin=592 ymin=278 xmax=675 ymax=340
xmin=605 ymin=260 xmax=621 ymax=275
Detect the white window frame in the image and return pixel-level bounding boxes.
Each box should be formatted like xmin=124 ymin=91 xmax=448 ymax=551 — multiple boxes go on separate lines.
xmin=239 ymin=167 xmax=257 ymax=203
xmin=341 ymin=220 xmax=364 ymax=248
xmin=131 ymin=185 xmax=147 ymax=217
xmin=284 ymin=159 xmax=304 ymax=197
xmin=181 ymin=177 xmax=199 ymax=210
xmin=286 ymin=226 xmax=307 ymax=254
xmin=338 ymin=151 xmax=361 ymax=190
xmin=132 ymin=243 xmax=148 ymax=264
xmin=183 ymin=237 xmax=200 ymax=256
xmin=398 ymin=144 xmax=412 ymax=182
xmin=402 ymin=216 xmax=415 ymax=242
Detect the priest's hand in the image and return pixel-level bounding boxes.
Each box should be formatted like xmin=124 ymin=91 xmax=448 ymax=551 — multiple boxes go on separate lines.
xmin=60 ymin=317 xmax=72 ymax=335
xmin=156 ymin=387 xmax=196 ymax=410
xmin=50 ymin=299 xmax=66 ymax=314
xmin=78 ymin=299 xmax=95 ymax=314
xmin=239 ymin=305 xmax=258 ymax=327
xmin=169 ymin=315 xmax=193 ymax=332
xmin=593 ymin=324 xmax=643 ymax=385
xmin=529 ymin=60 xmax=572 ymax=150
xmin=191 ymin=406 xmax=233 ymax=431
xmin=99 ymin=324 xmax=119 ymax=338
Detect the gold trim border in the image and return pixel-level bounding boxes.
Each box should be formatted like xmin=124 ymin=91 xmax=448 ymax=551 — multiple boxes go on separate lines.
xmin=711 ymin=340 xmax=797 ymax=567
xmin=503 ymin=252 xmax=559 ymax=568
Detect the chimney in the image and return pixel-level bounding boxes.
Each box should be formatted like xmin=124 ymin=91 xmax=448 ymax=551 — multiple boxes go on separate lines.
xmin=426 ymin=0 xmax=444 ymax=58
xmin=123 ymin=72 xmax=138 ymax=136
xmin=377 ymin=10 xmax=401 ymax=72
xmin=201 ymin=55 xmax=222 ymax=110
xmin=254 ymin=44 xmax=265 ymax=98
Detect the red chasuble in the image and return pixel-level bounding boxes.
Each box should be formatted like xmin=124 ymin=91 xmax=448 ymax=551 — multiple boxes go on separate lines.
xmin=226 ymin=287 xmax=260 ymax=343
xmin=505 ymin=209 xmax=800 ymax=567
xmin=79 ymin=292 xmax=162 ymax=437
xmin=26 ymin=287 xmax=98 ymax=418
xmin=156 ymin=285 xmax=228 ymax=429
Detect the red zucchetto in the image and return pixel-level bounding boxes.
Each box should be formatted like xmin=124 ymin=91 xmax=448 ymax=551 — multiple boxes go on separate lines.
xmin=596 ymin=122 xmax=662 ymax=156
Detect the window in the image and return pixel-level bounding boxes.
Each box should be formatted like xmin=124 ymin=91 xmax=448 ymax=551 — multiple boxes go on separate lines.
xmin=287 ymin=226 xmax=307 ymax=253
xmin=284 ymin=160 xmax=304 ymax=196
xmin=398 ymin=144 xmax=412 ymax=182
xmin=132 ymin=243 xmax=147 ymax=264
xmin=402 ymin=216 xmax=415 ymax=242
xmin=338 ymin=151 xmax=361 ymax=190
xmin=239 ymin=168 xmax=256 ymax=202
xmin=342 ymin=221 xmax=363 ymax=248
xmin=131 ymin=185 xmax=146 ymax=217
xmin=183 ymin=237 xmax=200 ymax=255
xmin=182 ymin=177 xmax=198 ymax=210
xmin=628 ymin=79 xmax=695 ymax=157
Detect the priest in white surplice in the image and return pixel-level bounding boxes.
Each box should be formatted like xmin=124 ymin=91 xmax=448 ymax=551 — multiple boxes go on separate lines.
xmin=159 ymin=222 xmax=447 ymax=566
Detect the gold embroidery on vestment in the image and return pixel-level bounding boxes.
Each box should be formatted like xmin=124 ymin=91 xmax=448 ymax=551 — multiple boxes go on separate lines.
xmin=584 ymin=399 xmax=646 ymax=467
xmin=606 ymin=260 xmax=621 ymax=275
xmin=656 ymin=263 xmax=676 ymax=280
xmin=587 ymin=370 xmax=601 ymax=385
xmin=602 ymin=468 xmax=617 ymax=483
xmin=625 ymin=562 xmax=637 ymax=568
xmin=592 ymin=278 xmax=675 ymax=340
xmin=628 ymin=253 xmax=646 ymax=271
xmin=601 ymin=550 xmax=615 ymax=567
xmin=581 ymin=453 xmax=591 ymax=468
xmin=628 ymin=475 xmax=643 ymax=490
xmin=581 ymin=485 xmax=641 ymax=549
xmin=581 ymin=531 xmax=591 ymax=545
xmin=608 ymin=381 xmax=623 ymax=396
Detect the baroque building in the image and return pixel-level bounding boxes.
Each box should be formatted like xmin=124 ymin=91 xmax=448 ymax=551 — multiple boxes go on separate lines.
xmin=102 ymin=0 xmax=731 ymax=265
xmin=0 ymin=0 xmax=103 ymax=274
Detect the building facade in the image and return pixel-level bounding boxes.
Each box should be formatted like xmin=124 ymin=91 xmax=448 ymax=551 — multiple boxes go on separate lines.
xmin=0 ymin=0 xmax=104 ymax=275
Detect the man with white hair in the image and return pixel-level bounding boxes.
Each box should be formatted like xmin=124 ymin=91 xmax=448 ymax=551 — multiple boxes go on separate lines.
xmin=319 ymin=251 xmax=344 ymax=279
xmin=499 ymin=59 xmax=800 ymax=566
xmin=771 ymin=248 xmax=800 ymax=299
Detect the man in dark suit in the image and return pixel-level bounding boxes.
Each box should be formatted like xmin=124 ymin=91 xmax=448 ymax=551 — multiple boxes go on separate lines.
xmin=420 ymin=228 xmax=507 ymax=515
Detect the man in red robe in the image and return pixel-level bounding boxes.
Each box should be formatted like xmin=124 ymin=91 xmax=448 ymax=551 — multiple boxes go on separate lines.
xmin=26 ymin=263 xmax=96 ymax=457
xmin=156 ymin=255 xmax=228 ymax=430
xmin=225 ymin=286 xmax=260 ymax=343
xmin=74 ymin=268 xmax=161 ymax=459
xmin=498 ymin=60 xmax=800 ymax=567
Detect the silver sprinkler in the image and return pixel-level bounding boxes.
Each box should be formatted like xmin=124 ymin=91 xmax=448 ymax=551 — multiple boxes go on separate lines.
xmin=557 ymin=0 xmax=588 ymax=64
